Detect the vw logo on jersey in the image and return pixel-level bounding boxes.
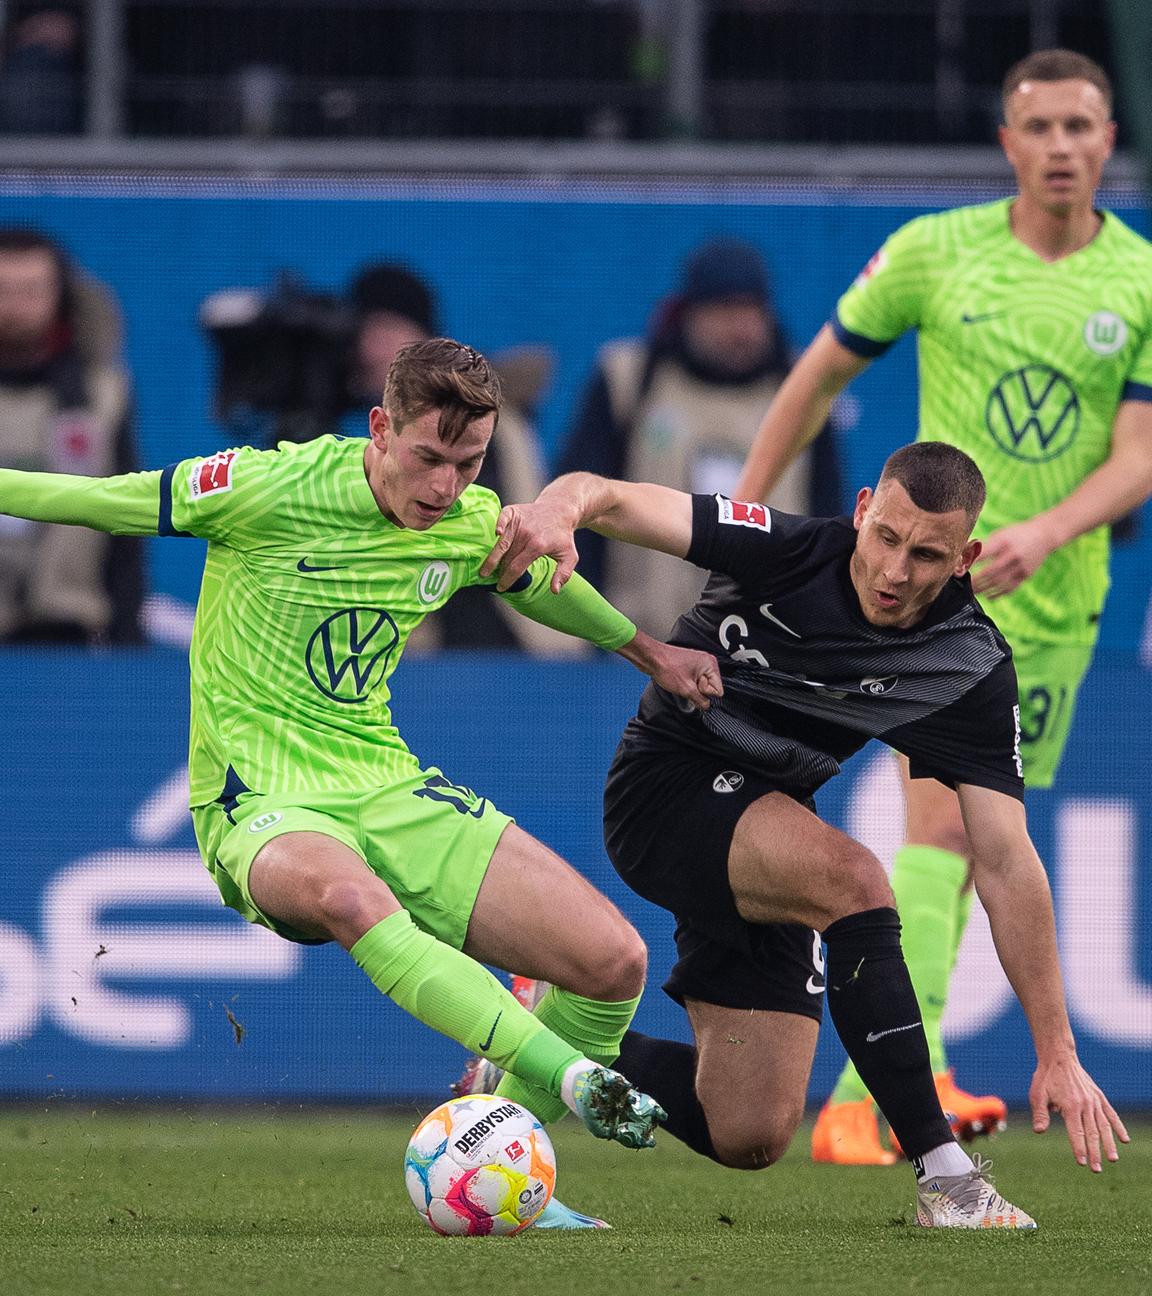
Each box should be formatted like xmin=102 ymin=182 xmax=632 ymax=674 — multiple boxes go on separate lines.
xmin=305 ymin=607 xmax=400 ymax=703
xmin=417 ymin=561 xmax=451 ymax=605
xmin=712 ymin=771 xmax=745 ymax=794
xmin=1083 ymin=310 xmax=1128 ymax=356
xmin=985 ymin=365 xmax=1080 ymax=463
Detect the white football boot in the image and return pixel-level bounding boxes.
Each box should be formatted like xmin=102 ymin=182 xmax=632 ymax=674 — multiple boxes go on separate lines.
xmin=915 ymin=1154 xmax=1037 ymax=1229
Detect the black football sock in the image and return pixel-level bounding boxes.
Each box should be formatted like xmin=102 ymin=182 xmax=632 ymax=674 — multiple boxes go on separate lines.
xmin=615 ymin=1030 xmax=722 ymax=1163
xmin=822 ymin=906 xmax=955 ymax=1159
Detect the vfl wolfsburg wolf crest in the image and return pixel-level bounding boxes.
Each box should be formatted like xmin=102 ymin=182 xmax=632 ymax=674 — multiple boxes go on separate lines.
xmin=985 ymin=365 xmax=1080 ymax=463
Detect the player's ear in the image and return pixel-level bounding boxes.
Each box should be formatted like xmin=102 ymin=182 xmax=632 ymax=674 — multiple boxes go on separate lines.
xmin=956 ymin=538 xmax=981 ymax=577
xmin=369 ymin=405 xmax=392 ymax=449
xmin=852 ymin=487 xmax=873 ymax=531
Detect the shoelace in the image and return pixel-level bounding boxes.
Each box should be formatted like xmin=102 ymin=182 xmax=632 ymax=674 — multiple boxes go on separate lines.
xmin=944 ymin=1154 xmax=996 ymax=1213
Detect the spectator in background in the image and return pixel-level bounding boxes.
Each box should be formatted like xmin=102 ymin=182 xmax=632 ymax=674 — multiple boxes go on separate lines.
xmin=555 ymin=237 xmax=842 ymax=637
xmin=0 ymin=7 xmax=82 ymax=135
xmin=350 ymin=262 xmax=568 ymax=654
xmin=0 ymin=228 xmax=143 ymax=643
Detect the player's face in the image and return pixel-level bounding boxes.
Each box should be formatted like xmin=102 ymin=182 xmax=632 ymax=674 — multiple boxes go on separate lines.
xmin=850 ymin=481 xmax=980 ymax=630
xmin=0 ymin=250 xmax=61 ymax=352
xmin=999 ymin=78 xmax=1115 ymax=217
xmin=367 ymin=405 xmax=493 ymax=529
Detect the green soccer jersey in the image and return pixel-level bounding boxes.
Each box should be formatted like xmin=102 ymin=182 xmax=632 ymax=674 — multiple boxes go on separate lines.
xmin=834 ymin=197 xmax=1152 ymax=646
xmin=0 ymin=435 xmax=635 ymax=804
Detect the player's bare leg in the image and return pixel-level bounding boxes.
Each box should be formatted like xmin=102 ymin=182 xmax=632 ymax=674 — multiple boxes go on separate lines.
xmin=821 ymin=762 xmax=1006 ymax=1163
xmin=726 ymin=793 xmax=1034 ymax=1225
xmin=246 ymin=830 xmax=662 ymax=1155
xmin=686 ymin=1003 xmax=817 ymax=1168
xmin=455 ymin=822 xmax=647 ymax=1101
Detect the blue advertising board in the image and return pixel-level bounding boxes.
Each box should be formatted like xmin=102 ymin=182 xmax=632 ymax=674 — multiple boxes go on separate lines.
xmin=1 ymin=649 xmax=1149 ymax=1106
xmin=0 ymin=176 xmax=1149 ymax=1106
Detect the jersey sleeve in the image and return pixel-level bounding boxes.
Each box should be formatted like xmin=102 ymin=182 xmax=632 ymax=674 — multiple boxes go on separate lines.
xmin=685 ymin=492 xmax=807 ymax=587
xmin=885 ymin=657 xmax=1024 ymax=799
xmin=0 ymin=466 xmax=163 ymax=534
xmin=162 ymin=446 xmax=283 ymax=543
xmin=832 ymin=215 xmax=936 ymax=358
xmin=1121 ymin=322 xmax=1152 ymax=402
xmin=499 ymin=565 xmax=636 ymax=651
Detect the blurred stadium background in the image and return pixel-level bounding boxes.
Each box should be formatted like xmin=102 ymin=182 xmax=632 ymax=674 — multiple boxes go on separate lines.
xmin=1 ymin=0 xmax=1150 ymax=1115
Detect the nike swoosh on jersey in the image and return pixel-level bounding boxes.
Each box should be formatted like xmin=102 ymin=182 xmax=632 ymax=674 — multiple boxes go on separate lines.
xmin=760 ymin=602 xmax=801 ymax=638
xmin=296 ymin=558 xmax=345 ymax=573
xmin=805 ymin=976 xmax=825 ymax=995
xmin=961 ymin=311 xmax=1004 ymax=324
xmin=865 ymin=1021 xmax=922 ymax=1043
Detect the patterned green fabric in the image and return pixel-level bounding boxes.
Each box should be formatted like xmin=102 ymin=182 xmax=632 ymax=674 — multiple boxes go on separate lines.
xmin=836 ymin=198 xmax=1152 ymax=646
xmin=0 ymin=435 xmax=636 ymax=805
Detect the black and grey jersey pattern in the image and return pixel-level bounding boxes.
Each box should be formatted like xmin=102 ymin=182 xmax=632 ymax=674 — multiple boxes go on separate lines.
xmin=623 ymin=495 xmax=1024 ymax=799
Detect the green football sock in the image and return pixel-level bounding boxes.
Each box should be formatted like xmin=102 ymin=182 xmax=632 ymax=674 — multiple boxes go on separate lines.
xmin=495 ymin=986 xmax=643 ymax=1124
xmin=350 ymin=912 xmax=581 ymax=1099
xmin=830 ymin=844 xmax=968 ymax=1103
xmin=951 ymin=882 xmax=975 ymax=976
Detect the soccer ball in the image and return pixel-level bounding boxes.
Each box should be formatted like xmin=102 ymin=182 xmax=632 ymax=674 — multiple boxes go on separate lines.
xmin=404 ymin=1094 xmax=556 ymax=1236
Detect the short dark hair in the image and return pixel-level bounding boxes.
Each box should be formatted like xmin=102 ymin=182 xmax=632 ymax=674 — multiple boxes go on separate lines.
xmin=383 ymin=337 xmax=501 ymax=445
xmin=878 ymin=442 xmax=986 ymax=525
xmin=1002 ymin=49 xmax=1112 ymax=116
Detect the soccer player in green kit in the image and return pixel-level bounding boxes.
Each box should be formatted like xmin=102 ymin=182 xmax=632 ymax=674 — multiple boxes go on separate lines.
xmin=0 ymin=337 xmax=724 ymax=1227
xmin=736 ymin=48 xmax=1152 ymax=1165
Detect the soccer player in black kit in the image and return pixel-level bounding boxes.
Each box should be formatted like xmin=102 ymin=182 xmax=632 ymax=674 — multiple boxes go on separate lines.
xmin=481 ymin=441 xmax=1127 ymax=1229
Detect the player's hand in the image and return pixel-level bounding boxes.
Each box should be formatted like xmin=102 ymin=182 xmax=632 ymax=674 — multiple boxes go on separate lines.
xmin=617 ymin=632 xmax=724 ymax=710
xmin=971 ymin=518 xmax=1058 ymax=598
xmin=481 ymin=501 xmax=579 ymax=594
xmin=1029 ymin=1052 xmax=1129 ymax=1171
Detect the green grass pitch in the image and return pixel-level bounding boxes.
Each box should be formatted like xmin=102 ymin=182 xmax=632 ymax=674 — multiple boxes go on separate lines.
xmin=2 ymin=1108 xmax=1149 ymax=1296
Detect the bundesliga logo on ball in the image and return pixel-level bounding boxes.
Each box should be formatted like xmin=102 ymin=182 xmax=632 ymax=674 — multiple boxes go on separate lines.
xmin=404 ymin=1095 xmax=557 ymax=1235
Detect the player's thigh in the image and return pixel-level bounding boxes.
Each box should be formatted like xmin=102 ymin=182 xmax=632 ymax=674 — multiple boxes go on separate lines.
xmin=194 ymin=795 xmax=397 ymax=944
xmin=463 ymin=822 xmax=645 ymax=999
xmin=357 ymin=766 xmax=514 ymax=951
xmin=687 ymin=999 xmax=818 ymax=1167
xmin=1012 ymin=640 xmax=1094 ymax=789
xmin=728 ymin=791 xmax=892 ymax=929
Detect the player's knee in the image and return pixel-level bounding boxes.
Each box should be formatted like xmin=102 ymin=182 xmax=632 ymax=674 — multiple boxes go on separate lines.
xmin=707 ymin=1116 xmax=798 ymax=1170
xmin=313 ymin=879 xmax=387 ymax=943
xmin=829 ymin=844 xmax=893 ymax=923
xmin=577 ymin=920 xmax=647 ymax=1001
xmin=698 ymin=1087 xmax=803 ymax=1170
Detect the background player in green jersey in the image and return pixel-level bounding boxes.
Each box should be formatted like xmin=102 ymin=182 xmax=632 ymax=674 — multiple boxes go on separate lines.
xmin=0 ymin=337 xmax=724 ymax=1229
xmin=736 ymin=48 xmax=1152 ymax=1166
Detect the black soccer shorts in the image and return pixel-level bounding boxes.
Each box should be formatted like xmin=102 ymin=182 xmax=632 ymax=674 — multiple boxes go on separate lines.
xmin=604 ymin=741 xmax=825 ymax=1022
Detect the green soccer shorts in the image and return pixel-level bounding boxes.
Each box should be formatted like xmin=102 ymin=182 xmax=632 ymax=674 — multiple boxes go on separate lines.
xmin=191 ymin=766 xmax=514 ymax=946
xmin=1011 ymin=639 xmax=1096 ymax=789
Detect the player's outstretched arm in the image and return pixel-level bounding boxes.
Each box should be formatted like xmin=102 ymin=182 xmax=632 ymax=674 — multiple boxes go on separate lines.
xmin=957 ymin=782 xmax=1129 ymax=1171
xmin=0 ymin=467 xmax=164 ymax=535
xmin=975 ymin=401 xmax=1152 ymax=597
xmin=614 ymin=629 xmax=723 ymax=711
xmin=481 ymin=474 xmax=694 ymax=594
xmin=734 ymin=325 xmax=869 ymax=503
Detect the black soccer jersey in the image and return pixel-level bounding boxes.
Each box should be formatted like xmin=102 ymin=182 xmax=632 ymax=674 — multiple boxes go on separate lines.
xmin=622 ymin=495 xmax=1024 ymax=799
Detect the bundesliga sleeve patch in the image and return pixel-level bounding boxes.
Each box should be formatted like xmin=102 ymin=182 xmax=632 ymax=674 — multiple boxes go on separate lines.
xmin=189 ymin=451 xmax=237 ymax=499
xmin=853 ymin=247 xmax=887 ymax=285
xmin=716 ymin=495 xmax=771 ymax=531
